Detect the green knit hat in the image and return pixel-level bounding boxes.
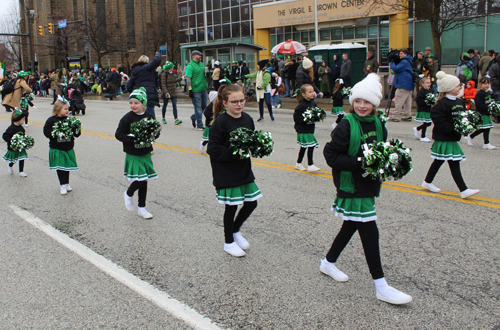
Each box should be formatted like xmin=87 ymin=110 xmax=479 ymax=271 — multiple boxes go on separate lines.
xmin=163 ymin=62 xmax=175 ymax=70
xmin=17 ymin=71 xmax=30 ymax=78
xmin=129 ymin=87 xmax=147 ymax=105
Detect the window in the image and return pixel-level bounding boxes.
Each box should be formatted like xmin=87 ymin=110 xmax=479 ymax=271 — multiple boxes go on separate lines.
xmin=320 ymin=29 xmax=330 ymax=41
xmin=241 ymin=21 xmax=251 ymax=37
xmin=207 ymin=11 xmax=213 ymax=25
xmin=379 ymin=24 xmax=389 ymax=38
xmin=241 ymin=5 xmax=250 ymax=20
xmin=213 ymin=25 xmax=222 ymax=39
xmin=213 ymin=10 xmax=221 ymax=24
xmin=221 ymin=0 xmax=230 ymax=8
xmin=379 ymin=38 xmax=389 ymax=66
xmin=232 ymin=23 xmax=241 ymax=38
xmin=355 ymin=26 xmax=367 ymax=38
xmin=231 ymin=7 xmax=240 ymax=21
xmin=368 ymin=26 xmax=377 ymax=38
xmin=343 ymin=27 xmax=354 ymax=39
xmin=331 ymin=28 xmax=342 ymax=40
xmin=223 ymin=24 xmax=231 ymax=38
xmin=301 ymin=31 xmax=308 ymax=42
xmin=195 ymin=0 xmax=203 ymax=11
xmin=368 ymin=39 xmax=377 ymax=55
xmin=309 ymin=31 xmax=315 ymax=42
xmin=213 ymin=0 xmax=220 ymax=10
xmin=222 ymin=9 xmax=230 ymax=23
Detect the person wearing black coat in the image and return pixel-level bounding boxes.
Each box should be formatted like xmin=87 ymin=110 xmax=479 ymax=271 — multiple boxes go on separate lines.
xmin=288 ymin=59 xmax=299 ymax=91
xmin=468 ymin=77 xmax=496 ymax=148
xmin=330 ymin=54 xmax=342 ymax=88
xmin=126 ymin=52 xmax=162 ymax=119
xmin=294 ymin=57 xmax=321 ymax=96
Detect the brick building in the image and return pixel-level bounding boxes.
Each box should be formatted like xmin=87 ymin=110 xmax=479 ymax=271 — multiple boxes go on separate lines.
xmin=19 ymin=0 xmax=179 ymax=73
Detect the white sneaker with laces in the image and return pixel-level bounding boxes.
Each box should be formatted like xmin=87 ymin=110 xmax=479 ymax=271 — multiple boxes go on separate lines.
xmin=307 ymin=165 xmax=320 ymax=172
xmin=413 ymin=127 xmax=419 ymax=139
xmin=60 ymin=185 xmax=67 ymax=195
xmin=295 ymin=163 xmax=307 ymax=171
xmin=65 ymin=184 xmax=72 ymax=192
xmin=460 ymin=189 xmax=480 ymax=199
xmin=19 ymin=172 xmax=27 ymax=177
xmin=376 ymin=286 xmax=413 ymax=305
xmin=466 ymin=135 xmax=473 ymax=146
xmin=138 ymin=207 xmax=153 ymax=219
xmin=224 ymin=242 xmax=246 ymax=257
xmin=233 ymin=232 xmax=249 ymax=250
xmin=420 ymin=137 xmax=431 ymax=142
xmin=483 ymin=143 xmax=497 ymax=150
xmin=124 ymin=191 xmax=135 ymax=211
xmin=320 ymin=259 xmax=349 ymax=282
xmin=422 ymin=181 xmax=441 ymax=193
xmin=8 ymin=166 xmax=13 ymax=174
xmin=199 ymin=141 xmax=205 ymax=153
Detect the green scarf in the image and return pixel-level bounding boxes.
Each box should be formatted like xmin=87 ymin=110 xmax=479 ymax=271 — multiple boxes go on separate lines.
xmin=339 ymin=113 xmax=384 ymax=194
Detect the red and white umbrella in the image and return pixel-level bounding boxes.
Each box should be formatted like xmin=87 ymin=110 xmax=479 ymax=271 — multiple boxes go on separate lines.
xmin=271 ymin=39 xmax=307 ymax=55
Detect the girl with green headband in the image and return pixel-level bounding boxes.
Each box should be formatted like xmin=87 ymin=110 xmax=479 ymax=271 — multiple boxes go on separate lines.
xmin=321 ymin=74 xmax=413 ymax=305
xmin=3 ymin=110 xmax=29 ymax=177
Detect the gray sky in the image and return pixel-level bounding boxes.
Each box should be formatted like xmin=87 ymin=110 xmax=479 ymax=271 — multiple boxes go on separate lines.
xmin=0 ymin=0 xmax=21 ymax=33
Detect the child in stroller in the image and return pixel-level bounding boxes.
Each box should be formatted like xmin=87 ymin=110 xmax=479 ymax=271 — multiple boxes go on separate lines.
xmin=64 ymin=83 xmax=86 ymax=115
xmin=244 ymin=79 xmax=256 ymax=102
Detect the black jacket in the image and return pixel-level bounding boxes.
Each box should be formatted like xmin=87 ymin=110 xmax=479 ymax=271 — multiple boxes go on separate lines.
xmin=204 ymin=102 xmax=214 ymax=127
xmin=43 ymin=116 xmax=81 ymax=151
xmin=331 ymin=89 xmax=344 ymax=107
xmin=207 ymin=112 xmax=256 ymax=190
xmin=294 ymin=99 xmax=317 ymax=134
xmin=323 ymin=118 xmax=388 ymax=198
xmin=474 ymin=90 xmax=493 ymax=116
xmin=415 ymin=87 xmax=433 ymax=112
xmin=126 ymin=52 xmax=162 ymax=107
xmin=431 ymin=97 xmax=464 ymax=142
xmin=3 ymin=124 xmax=25 ymax=151
xmin=330 ymin=59 xmax=341 ymax=81
xmin=115 ymin=111 xmax=158 ymax=155
xmin=289 ymin=63 xmax=299 ymax=80
xmin=295 ymin=67 xmax=320 ymax=93
xmin=107 ymin=71 xmax=120 ymax=85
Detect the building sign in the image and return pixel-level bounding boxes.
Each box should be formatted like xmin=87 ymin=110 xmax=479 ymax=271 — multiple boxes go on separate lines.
xmin=253 ymin=0 xmax=400 ymax=29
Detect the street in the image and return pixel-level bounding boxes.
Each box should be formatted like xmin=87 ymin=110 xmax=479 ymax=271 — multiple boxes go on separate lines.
xmin=1 ymin=96 xmax=499 ymax=329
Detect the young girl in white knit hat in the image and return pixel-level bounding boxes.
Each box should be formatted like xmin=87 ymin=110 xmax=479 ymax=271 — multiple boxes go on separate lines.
xmin=421 ymin=71 xmax=480 ymax=199
xmin=322 ymin=73 xmax=413 ymax=305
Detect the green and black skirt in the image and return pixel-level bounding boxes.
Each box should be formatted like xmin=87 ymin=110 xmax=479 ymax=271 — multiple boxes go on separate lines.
xmin=414 ymin=112 xmax=432 ymax=123
xmin=216 ymin=182 xmax=262 ymax=205
xmin=3 ymin=150 xmax=28 ymax=163
xmin=297 ymin=133 xmax=319 ymax=148
xmin=478 ymin=115 xmax=494 ymax=129
xmin=201 ymin=126 xmax=210 ymax=142
xmin=430 ymin=141 xmax=465 ymax=161
xmin=331 ymin=106 xmax=345 ymax=116
xmin=49 ymin=148 xmax=79 ymax=171
xmin=124 ymin=153 xmax=158 ymax=181
xmin=331 ymin=196 xmax=377 ymax=222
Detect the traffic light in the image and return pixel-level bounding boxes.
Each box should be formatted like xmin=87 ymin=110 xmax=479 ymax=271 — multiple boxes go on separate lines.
xmin=48 ymin=23 xmax=53 ymax=34
xmin=38 ymin=25 xmax=43 ymax=36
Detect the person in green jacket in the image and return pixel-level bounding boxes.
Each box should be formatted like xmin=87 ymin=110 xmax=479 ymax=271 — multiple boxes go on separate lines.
xmin=185 ymin=50 xmax=207 ymax=130
xmin=317 ymin=61 xmax=331 ymax=97
xmin=244 ymin=59 xmax=273 ymax=121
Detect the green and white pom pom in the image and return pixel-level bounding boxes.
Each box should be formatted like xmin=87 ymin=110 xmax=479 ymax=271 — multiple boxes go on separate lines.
xmin=10 ymin=132 xmax=35 ymax=152
xmin=341 ymin=87 xmax=351 ymax=96
xmin=250 ymin=130 xmax=274 ymax=158
xmin=52 ymin=119 xmax=74 ymax=140
xmin=229 ymin=127 xmax=274 ymax=158
xmin=488 ymin=101 xmax=500 ymax=116
xmin=68 ymin=117 xmax=82 ymax=133
xmin=453 ymin=110 xmax=483 ymax=136
xmin=376 ymin=109 xmax=387 ymax=123
xmin=302 ymin=106 xmax=327 ymax=124
xmin=361 ymin=139 xmax=413 ymax=182
xmin=425 ymin=93 xmax=438 ymax=106
xmin=129 ymin=118 xmax=162 ymax=147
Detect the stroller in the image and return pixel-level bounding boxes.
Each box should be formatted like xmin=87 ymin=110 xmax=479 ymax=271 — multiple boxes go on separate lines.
xmin=244 ymin=79 xmax=257 ymax=102
xmin=64 ymin=84 xmax=86 ymax=115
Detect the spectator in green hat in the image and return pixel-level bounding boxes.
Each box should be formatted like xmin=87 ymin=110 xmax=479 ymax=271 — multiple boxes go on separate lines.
xmin=160 ymin=62 xmax=183 ymax=125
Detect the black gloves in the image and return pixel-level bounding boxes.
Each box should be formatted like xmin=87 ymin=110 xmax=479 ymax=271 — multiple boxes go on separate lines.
xmin=189 ymin=89 xmax=194 ymax=98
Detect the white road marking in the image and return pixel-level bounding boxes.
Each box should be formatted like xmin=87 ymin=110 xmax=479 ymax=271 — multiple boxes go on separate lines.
xmin=9 ymin=204 xmax=223 ymax=330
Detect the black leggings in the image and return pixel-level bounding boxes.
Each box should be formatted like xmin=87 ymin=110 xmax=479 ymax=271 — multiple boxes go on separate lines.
xmin=424 ymin=159 xmax=467 ymax=192
xmin=326 ymin=220 xmax=384 ymax=280
xmin=56 ymin=170 xmax=69 ymax=185
xmin=127 ymin=181 xmax=148 ymax=208
xmin=335 ymin=113 xmax=345 ymax=124
xmin=223 ymin=201 xmax=257 ymax=243
xmin=416 ymin=122 xmax=431 ymax=138
xmin=297 ymin=147 xmax=315 ymax=166
xmin=9 ymin=160 xmax=24 ymax=172
xmin=470 ymin=128 xmax=490 ymax=144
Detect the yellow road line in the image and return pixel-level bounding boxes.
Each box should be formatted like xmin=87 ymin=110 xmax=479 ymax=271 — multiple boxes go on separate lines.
xmin=4 ymin=117 xmax=500 ymax=209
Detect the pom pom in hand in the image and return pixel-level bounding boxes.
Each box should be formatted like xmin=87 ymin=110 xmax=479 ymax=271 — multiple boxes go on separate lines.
xmin=425 ymin=93 xmax=438 ymax=106
xmin=376 ymin=109 xmax=387 ymax=124
xmin=453 ymin=110 xmax=482 ymax=136
xmin=129 ymin=118 xmax=162 ymax=147
xmin=68 ymin=117 xmax=82 ymax=134
xmin=302 ymin=106 xmax=326 ymax=124
xmin=229 ymin=127 xmax=274 ymax=158
xmin=52 ymin=119 xmax=75 ymax=140
xmin=361 ymin=139 xmax=413 ymax=181
xmin=488 ymin=101 xmax=500 ymax=116
xmin=10 ymin=132 xmax=35 ymax=152
xmin=341 ymin=87 xmax=351 ymax=96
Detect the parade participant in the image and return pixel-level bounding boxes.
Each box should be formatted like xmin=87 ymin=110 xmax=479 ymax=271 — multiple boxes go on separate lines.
xmin=200 ymin=90 xmax=219 ymax=153
xmin=321 ymin=73 xmax=413 ymax=305
xmin=413 ymin=77 xmax=433 ymax=142
xmin=186 ymin=50 xmax=207 ymax=130
xmin=115 ymin=87 xmax=159 ymax=219
xmin=2 ymin=70 xmax=32 ymax=111
xmin=331 ymin=78 xmax=346 ymax=129
xmin=467 ymin=77 xmax=496 ymax=149
xmin=207 ymin=84 xmax=261 ymax=257
xmin=294 ymin=84 xmax=321 ymax=172
xmin=160 ymin=61 xmax=183 ymax=125
xmin=43 ymin=97 xmax=81 ymax=195
xmin=2 ymin=110 xmax=29 ymax=177
xmin=422 ymin=71 xmax=480 ymax=199
xmin=244 ymin=59 xmax=273 ymax=121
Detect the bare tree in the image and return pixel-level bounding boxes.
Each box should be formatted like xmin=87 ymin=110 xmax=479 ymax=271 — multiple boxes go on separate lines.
xmin=0 ymin=4 xmax=23 ymax=70
xmin=368 ymin=0 xmax=500 ymax=60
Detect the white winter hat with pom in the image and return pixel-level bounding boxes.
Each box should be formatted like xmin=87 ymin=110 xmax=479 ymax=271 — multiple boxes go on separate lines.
xmin=302 ymin=57 xmax=313 ymax=69
xmin=436 ymin=71 xmax=460 ymax=93
xmin=349 ymin=73 xmax=383 ymax=108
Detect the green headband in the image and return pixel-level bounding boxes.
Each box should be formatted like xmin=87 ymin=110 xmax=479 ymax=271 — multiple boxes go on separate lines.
xmin=163 ymin=62 xmax=175 ymax=70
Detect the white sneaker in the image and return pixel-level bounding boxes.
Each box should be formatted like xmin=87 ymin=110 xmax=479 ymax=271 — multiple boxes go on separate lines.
xmin=420 ymin=137 xmax=431 ymax=142
xmin=8 ymin=166 xmax=13 ymax=174
xmin=138 ymin=207 xmax=153 ymax=219
xmin=24 ymin=124 xmax=28 ymax=127
xmin=224 ymin=242 xmax=246 ymax=257
xmin=422 ymin=181 xmax=441 ymax=193
xmin=307 ymin=165 xmax=320 ymax=172
xmin=19 ymin=172 xmax=27 ymax=177
xmin=413 ymin=127 xmax=419 ymax=139
xmin=65 ymin=184 xmax=72 ymax=192
xmin=233 ymin=232 xmax=249 ymax=250
xmin=466 ymin=135 xmax=473 ymax=146
xmin=124 ymin=191 xmax=135 ymax=211
xmin=460 ymin=189 xmax=480 ymax=199
xmin=60 ymin=185 xmax=67 ymax=195
xmin=483 ymin=143 xmax=497 ymax=150
xmin=199 ymin=141 xmax=205 ymax=153
xmin=376 ymin=286 xmax=413 ymax=305
xmin=320 ymin=259 xmax=349 ymax=282
xmin=295 ymin=163 xmax=307 ymax=171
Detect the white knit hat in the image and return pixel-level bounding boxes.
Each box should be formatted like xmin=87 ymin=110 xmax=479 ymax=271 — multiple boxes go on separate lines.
xmin=349 ymin=73 xmax=383 ymax=107
xmin=209 ymin=91 xmax=218 ymax=103
xmin=302 ymin=57 xmax=313 ymax=69
xmin=436 ymin=71 xmax=460 ymax=93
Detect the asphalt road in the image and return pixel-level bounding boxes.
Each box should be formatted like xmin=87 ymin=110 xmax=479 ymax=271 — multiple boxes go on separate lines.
xmin=0 ymin=96 xmax=499 ymax=329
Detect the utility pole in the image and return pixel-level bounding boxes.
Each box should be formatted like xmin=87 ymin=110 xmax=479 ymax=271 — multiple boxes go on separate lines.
xmin=24 ymin=3 xmax=35 ymax=71
xmin=83 ymin=0 xmax=90 ymax=69
xmin=141 ymin=0 xmax=146 ymax=54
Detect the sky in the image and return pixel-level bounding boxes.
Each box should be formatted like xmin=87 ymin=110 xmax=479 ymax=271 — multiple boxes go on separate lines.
xmin=0 ymin=0 xmax=21 ymax=33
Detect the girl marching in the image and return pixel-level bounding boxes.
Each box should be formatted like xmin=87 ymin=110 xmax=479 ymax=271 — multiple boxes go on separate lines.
xmin=331 ymin=78 xmax=346 ymax=129
xmin=422 ymin=71 xmax=480 ymax=199
xmin=207 ymin=84 xmax=261 ymax=257
xmin=200 ymin=90 xmax=219 ymax=153
xmin=413 ymin=76 xmax=433 ymax=142
xmin=3 ymin=110 xmax=29 ymax=177
xmin=467 ymin=77 xmax=496 ymax=149
xmin=322 ymin=74 xmax=413 ymax=305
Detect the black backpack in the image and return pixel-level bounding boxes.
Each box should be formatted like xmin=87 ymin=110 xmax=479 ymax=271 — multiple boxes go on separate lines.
xmin=1 ymin=78 xmax=20 ymax=98
xmin=403 ymin=59 xmax=420 ymax=84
